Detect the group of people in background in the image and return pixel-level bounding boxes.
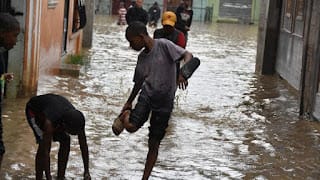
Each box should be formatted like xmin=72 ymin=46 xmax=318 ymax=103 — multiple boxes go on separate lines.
xmin=117 ymin=0 xmax=193 ymax=44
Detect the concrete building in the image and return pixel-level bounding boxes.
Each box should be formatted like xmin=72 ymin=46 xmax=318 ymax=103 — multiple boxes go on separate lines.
xmin=208 ymin=0 xmax=260 ymax=24
xmin=256 ymin=0 xmax=320 ymax=120
xmin=95 ymin=0 xmax=260 ymax=23
xmin=0 ymin=0 xmax=86 ymax=97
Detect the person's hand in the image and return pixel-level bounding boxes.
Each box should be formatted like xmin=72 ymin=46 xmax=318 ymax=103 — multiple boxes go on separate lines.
xmin=177 ymin=74 xmax=188 ymax=90
xmin=3 ymin=73 xmax=14 ymax=82
xmin=84 ymin=172 xmax=91 ymax=180
xmin=122 ymin=102 xmax=132 ymax=113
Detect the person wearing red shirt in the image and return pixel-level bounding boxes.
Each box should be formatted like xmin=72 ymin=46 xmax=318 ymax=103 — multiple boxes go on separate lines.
xmin=153 ymin=11 xmax=186 ymax=48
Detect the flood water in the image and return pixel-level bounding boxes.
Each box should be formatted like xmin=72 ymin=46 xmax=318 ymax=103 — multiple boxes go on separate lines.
xmin=1 ymin=15 xmax=320 ymax=179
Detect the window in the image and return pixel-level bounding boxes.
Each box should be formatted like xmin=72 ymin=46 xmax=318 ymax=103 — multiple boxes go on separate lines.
xmin=282 ymin=0 xmax=305 ymax=36
xmin=296 ymin=0 xmax=304 ymax=20
xmin=283 ymin=0 xmax=294 ymax=32
xmin=285 ymin=0 xmax=293 ymax=18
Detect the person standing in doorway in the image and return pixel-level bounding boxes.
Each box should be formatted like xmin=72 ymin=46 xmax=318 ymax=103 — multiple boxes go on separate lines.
xmin=175 ymin=0 xmax=193 ymax=44
xmin=0 ymin=12 xmax=20 ymax=170
xmin=126 ymin=0 xmax=148 ymax=25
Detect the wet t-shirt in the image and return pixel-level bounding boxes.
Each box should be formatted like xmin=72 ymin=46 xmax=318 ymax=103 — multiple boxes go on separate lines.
xmin=27 ymin=93 xmax=76 ymax=127
xmin=133 ymin=39 xmax=186 ymax=112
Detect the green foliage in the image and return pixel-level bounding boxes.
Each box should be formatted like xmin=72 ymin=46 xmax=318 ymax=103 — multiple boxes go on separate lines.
xmin=66 ymin=54 xmax=84 ymax=65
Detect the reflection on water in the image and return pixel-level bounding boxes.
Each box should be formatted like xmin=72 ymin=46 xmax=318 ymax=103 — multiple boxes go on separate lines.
xmin=1 ymin=15 xmax=320 ymax=179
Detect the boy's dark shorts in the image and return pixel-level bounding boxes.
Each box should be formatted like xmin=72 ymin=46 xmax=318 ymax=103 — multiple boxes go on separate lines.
xmin=26 ymin=107 xmax=70 ymax=144
xmin=129 ymin=94 xmax=172 ymax=141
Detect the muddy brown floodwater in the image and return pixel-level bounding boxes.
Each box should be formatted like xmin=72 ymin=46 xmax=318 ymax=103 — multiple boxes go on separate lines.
xmin=1 ymin=15 xmax=320 ymax=179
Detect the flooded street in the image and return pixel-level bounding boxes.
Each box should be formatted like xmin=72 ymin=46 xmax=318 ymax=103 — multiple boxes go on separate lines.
xmin=1 ymin=15 xmax=320 ymax=179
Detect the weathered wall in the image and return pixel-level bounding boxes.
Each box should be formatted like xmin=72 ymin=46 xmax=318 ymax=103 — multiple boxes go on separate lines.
xmin=38 ymin=0 xmax=82 ymax=75
xmin=219 ymin=0 xmax=252 ymax=23
xmin=303 ymin=0 xmax=320 ymax=119
xmin=276 ymin=34 xmax=303 ymax=90
xmin=6 ymin=0 xmax=26 ymax=97
xmin=83 ymin=0 xmax=95 ymax=48
xmin=95 ymin=0 xmax=111 ymax=15
xmin=39 ymin=0 xmax=64 ymax=75
xmin=255 ymin=0 xmax=282 ymax=75
xmin=275 ymin=0 xmax=305 ymax=91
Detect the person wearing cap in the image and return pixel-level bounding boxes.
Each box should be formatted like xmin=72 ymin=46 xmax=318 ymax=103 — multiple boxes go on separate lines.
xmin=0 ymin=12 xmax=20 ymax=170
xmin=25 ymin=93 xmax=91 ymax=180
xmin=154 ymin=11 xmax=187 ymax=90
xmin=154 ymin=11 xmax=186 ymax=48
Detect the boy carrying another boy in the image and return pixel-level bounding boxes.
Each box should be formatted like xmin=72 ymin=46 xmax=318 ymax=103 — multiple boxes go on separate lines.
xmin=112 ymin=21 xmax=199 ymax=179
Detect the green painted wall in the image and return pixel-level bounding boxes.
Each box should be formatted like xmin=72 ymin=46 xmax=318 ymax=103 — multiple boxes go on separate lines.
xmin=251 ymin=0 xmax=261 ymax=23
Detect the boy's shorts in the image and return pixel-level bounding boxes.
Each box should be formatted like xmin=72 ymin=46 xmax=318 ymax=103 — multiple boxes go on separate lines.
xmin=129 ymin=94 xmax=172 ymax=141
xmin=25 ymin=107 xmax=70 ymax=144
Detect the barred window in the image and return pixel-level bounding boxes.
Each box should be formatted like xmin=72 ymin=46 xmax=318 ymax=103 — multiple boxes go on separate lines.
xmin=282 ymin=0 xmax=305 ymax=36
xmin=285 ymin=0 xmax=293 ymax=17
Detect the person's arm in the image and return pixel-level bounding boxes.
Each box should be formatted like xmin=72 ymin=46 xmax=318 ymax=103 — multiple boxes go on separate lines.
xmin=153 ymin=29 xmax=161 ymax=39
xmin=180 ymin=51 xmax=193 ymax=64
xmin=155 ymin=7 xmax=161 ymax=20
xmin=78 ymin=129 xmax=91 ymax=180
xmin=177 ymin=51 xmax=193 ymax=90
xmin=3 ymin=73 xmax=14 ymax=82
xmin=176 ymin=31 xmax=186 ymax=48
xmin=125 ymin=8 xmax=132 ymax=24
xmin=186 ymin=10 xmax=193 ymax=29
xmin=36 ymin=119 xmax=53 ymax=180
xmin=122 ymin=80 xmax=143 ymax=112
xmin=143 ymin=9 xmax=149 ymax=25
xmin=175 ymin=7 xmax=185 ymax=32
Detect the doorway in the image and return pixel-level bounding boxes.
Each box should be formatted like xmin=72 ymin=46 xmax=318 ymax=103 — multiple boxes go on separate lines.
xmin=62 ymin=0 xmax=70 ymax=55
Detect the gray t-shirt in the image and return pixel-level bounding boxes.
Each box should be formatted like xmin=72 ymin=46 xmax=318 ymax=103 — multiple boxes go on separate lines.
xmin=133 ymin=38 xmax=186 ymax=111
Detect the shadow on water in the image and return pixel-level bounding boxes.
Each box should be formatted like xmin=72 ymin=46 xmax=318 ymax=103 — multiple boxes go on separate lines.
xmin=1 ymin=15 xmax=320 ymax=179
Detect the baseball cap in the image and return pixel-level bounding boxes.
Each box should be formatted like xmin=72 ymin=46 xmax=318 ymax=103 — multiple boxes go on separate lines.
xmin=162 ymin=11 xmax=176 ymax=27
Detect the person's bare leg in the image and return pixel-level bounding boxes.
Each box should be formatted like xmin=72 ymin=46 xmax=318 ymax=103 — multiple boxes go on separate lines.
xmin=57 ymin=137 xmax=70 ymax=179
xmin=142 ymin=138 xmax=160 ymax=180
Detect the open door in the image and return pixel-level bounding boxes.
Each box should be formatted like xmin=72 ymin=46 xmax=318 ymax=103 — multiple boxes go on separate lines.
xmin=62 ymin=0 xmax=69 ymax=55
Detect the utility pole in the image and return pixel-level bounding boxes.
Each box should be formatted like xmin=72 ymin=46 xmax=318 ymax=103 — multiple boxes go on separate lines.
xmin=83 ymin=0 xmax=95 ymax=48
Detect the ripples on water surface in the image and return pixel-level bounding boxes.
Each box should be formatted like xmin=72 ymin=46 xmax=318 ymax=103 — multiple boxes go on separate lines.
xmin=1 ymin=15 xmax=320 ymax=179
